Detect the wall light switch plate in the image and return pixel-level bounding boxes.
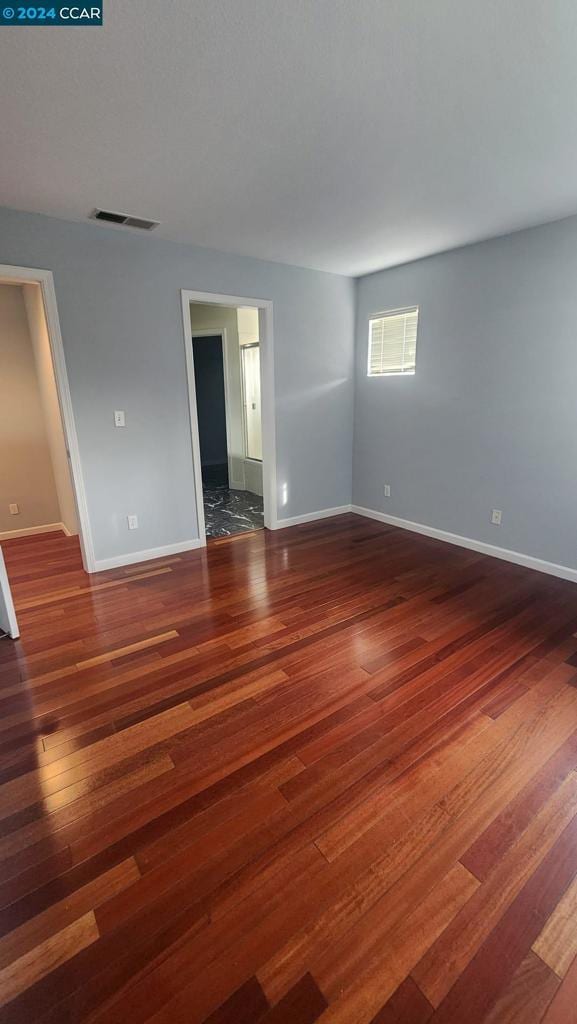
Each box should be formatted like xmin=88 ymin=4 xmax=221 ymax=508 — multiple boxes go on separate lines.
xmin=384 ymin=484 xmax=391 ymax=497
xmin=491 ymin=508 xmax=502 ymax=526
xmin=9 ymin=504 xmax=19 ymax=516
xmin=114 ymin=411 xmax=126 ymax=428
xmin=127 ymin=514 xmax=139 ymax=530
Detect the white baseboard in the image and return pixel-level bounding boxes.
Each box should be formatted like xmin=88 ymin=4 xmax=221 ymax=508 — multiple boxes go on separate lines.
xmin=0 ymin=522 xmax=69 ymax=542
xmin=272 ymin=504 xmax=353 ymax=530
xmin=351 ymin=505 xmax=577 ymax=585
xmin=93 ymin=538 xmax=204 ymax=573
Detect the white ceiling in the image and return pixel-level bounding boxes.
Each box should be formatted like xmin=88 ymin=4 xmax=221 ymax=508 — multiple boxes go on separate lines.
xmin=2 ymin=0 xmax=577 ymax=276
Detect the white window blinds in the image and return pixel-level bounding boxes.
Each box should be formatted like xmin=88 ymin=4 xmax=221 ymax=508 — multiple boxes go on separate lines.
xmin=367 ymin=306 xmax=419 ymax=376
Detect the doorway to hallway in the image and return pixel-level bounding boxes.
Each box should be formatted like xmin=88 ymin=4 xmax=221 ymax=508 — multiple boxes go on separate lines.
xmin=191 ymin=328 xmax=264 ymax=538
xmin=182 ymin=288 xmax=277 ymax=546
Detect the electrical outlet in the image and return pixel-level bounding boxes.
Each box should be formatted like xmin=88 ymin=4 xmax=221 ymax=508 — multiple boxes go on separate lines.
xmin=491 ymin=508 xmax=502 ymax=526
xmin=127 ymin=514 xmax=139 ymax=530
xmin=9 ymin=503 xmax=19 ymax=516
xmin=114 ymin=411 xmax=126 ymax=428
xmin=384 ymin=484 xmax=391 ymax=497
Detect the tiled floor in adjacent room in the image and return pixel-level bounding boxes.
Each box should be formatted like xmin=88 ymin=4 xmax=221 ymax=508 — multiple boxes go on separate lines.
xmin=203 ymin=485 xmax=264 ymax=537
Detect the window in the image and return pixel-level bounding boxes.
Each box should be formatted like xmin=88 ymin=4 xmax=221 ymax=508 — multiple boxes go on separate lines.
xmin=367 ymin=306 xmax=419 ymax=376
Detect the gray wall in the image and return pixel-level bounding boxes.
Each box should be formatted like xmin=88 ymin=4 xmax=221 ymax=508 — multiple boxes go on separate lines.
xmin=0 ymin=207 xmax=355 ymax=564
xmin=353 ymin=214 xmax=577 ymax=570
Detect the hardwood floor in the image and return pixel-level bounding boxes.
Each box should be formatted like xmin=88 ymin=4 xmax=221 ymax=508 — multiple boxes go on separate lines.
xmin=1 ymin=514 xmax=577 ymax=1022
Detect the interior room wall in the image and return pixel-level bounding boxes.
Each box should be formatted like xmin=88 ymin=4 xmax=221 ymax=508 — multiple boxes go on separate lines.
xmin=22 ymin=283 xmax=78 ymax=536
xmin=0 ymin=206 xmax=355 ymax=567
xmin=0 ymin=284 xmax=62 ymax=535
xmin=244 ymin=461 xmax=263 ymax=497
xmin=189 ymin=303 xmax=246 ymax=490
xmin=3 ymin=204 xmax=576 ymax=576
xmin=353 ymin=213 xmax=577 ymax=574
xmin=191 ymin=335 xmax=229 ymax=477
xmin=237 ymin=306 xmax=259 ymax=345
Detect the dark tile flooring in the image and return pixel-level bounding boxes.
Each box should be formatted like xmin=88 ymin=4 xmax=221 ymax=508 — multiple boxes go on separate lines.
xmin=204 ymin=485 xmax=264 ymax=537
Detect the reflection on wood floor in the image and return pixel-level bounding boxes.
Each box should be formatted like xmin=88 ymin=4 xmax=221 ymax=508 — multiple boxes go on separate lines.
xmin=1 ymin=515 xmax=577 ymax=1023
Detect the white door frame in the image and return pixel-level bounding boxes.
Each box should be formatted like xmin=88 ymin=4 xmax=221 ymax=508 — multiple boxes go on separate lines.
xmin=0 ymin=264 xmax=96 ymax=573
xmin=0 ymin=546 xmax=19 ymax=639
xmin=181 ymin=289 xmax=277 ymax=544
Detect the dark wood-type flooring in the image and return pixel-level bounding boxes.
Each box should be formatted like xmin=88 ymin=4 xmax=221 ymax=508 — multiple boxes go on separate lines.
xmin=1 ymin=514 xmax=577 ymax=1022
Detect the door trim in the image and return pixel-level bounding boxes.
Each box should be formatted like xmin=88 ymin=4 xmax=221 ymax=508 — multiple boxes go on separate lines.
xmin=0 ymin=546 xmax=19 ymax=639
xmin=181 ymin=290 xmax=277 ymax=544
xmin=0 ymin=264 xmax=96 ymax=573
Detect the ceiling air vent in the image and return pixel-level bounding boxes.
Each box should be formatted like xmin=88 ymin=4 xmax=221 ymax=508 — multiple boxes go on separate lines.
xmin=90 ymin=209 xmax=160 ymax=231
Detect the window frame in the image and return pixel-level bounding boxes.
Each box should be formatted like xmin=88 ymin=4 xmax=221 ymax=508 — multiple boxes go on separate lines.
xmin=366 ymin=305 xmax=419 ymax=378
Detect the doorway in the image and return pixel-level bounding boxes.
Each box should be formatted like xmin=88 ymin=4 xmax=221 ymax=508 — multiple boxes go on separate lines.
xmin=182 ymin=290 xmax=276 ymax=544
xmin=0 ymin=265 xmax=94 ymax=601
xmin=190 ymin=308 xmax=264 ymax=538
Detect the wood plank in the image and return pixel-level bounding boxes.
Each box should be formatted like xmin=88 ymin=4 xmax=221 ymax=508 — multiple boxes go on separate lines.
xmin=0 ymin=858 xmax=139 ymax=970
xmin=533 ymin=869 xmax=577 ymax=977
xmin=412 ymin=771 xmax=577 ymax=1006
xmin=482 ymin=952 xmax=559 ymax=1024
xmin=304 ymin=864 xmax=478 ymax=1024
xmin=260 ymin=973 xmax=327 ymax=1023
xmin=0 ymin=524 xmax=576 ymax=1024
xmin=0 ymin=704 xmax=193 ymax=821
xmin=461 ymin=728 xmax=577 ymax=881
xmin=481 ymin=681 xmax=529 ymax=719
xmin=258 ymin=804 xmax=451 ymax=1003
xmin=541 ymin=951 xmax=577 ymax=1024
xmin=427 ymin=810 xmax=577 ymax=1023
xmin=203 ymin=976 xmax=269 ymax=1023
xmin=369 ymin=977 xmax=433 ymax=1024
xmin=75 ymin=631 xmax=179 ymax=669
xmin=0 ymin=911 xmax=99 ymax=1008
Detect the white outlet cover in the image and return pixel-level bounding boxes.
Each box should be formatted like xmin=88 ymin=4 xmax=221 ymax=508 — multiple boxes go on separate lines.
xmin=114 ymin=410 xmax=126 ymax=427
xmin=127 ymin=514 xmax=139 ymax=530
xmin=9 ymin=503 xmax=19 ymax=515
xmin=491 ymin=509 xmax=502 ymax=525
xmin=384 ymin=484 xmax=391 ymax=497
